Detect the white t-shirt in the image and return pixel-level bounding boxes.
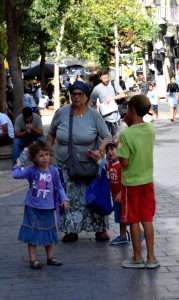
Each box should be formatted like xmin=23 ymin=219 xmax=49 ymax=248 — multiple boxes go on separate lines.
xmin=0 ymin=113 xmax=14 ymax=138
xmin=90 ymin=81 xmax=122 ymax=122
xmin=147 ymin=90 xmax=159 ymax=105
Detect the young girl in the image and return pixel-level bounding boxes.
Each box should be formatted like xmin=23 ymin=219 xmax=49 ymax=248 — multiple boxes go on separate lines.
xmin=13 ymin=140 xmax=69 ymax=269
xmin=147 ymin=84 xmax=160 ymax=120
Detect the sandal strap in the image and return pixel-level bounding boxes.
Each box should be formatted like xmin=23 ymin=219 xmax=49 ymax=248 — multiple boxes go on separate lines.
xmin=30 ymin=260 xmax=44 ymax=269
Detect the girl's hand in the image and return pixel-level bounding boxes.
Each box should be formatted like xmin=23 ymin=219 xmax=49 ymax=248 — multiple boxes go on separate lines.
xmin=16 ymin=159 xmax=23 ymax=167
xmin=114 ymin=192 xmax=121 ymax=203
xmin=62 ymin=201 xmax=69 ymax=211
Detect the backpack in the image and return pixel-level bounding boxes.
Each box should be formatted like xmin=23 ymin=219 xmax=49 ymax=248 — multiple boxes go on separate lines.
xmin=111 ymin=80 xmax=128 ymax=118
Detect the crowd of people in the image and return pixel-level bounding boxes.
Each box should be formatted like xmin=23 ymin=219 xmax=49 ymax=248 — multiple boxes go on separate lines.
xmin=2 ymin=68 xmax=179 ymax=270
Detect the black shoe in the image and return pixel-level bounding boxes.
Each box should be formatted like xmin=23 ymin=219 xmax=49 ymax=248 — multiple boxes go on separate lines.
xmin=47 ymin=257 xmax=62 ymax=266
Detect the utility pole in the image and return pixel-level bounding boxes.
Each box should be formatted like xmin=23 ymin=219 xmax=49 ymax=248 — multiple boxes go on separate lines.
xmin=114 ymin=23 xmax=119 ymax=84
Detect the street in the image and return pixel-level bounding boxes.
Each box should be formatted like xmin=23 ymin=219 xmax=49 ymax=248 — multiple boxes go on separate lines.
xmin=0 ymin=102 xmax=179 ymax=299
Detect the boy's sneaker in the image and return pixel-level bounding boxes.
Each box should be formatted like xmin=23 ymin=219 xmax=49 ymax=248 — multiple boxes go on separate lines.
xmin=145 ymin=259 xmax=160 ymax=269
xmin=110 ymin=232 xmax=130 ymax=245
xmin=122 ymin=258 xmax=146 ymax=269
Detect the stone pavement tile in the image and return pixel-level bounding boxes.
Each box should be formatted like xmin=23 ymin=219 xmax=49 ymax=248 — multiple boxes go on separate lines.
xmin=0 ymin=170 xmax=28 ymax=198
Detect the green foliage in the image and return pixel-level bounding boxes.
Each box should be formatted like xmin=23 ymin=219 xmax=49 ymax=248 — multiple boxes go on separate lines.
xmin=18 ymin=0 xmax=159 ymax=67
xmin=63 ymin=0 xmax=159 ymax=65
xmin=19 ymin=0 xmax=74 ymax=64
xmin=0 ymin=23 xmax=7 ymax=56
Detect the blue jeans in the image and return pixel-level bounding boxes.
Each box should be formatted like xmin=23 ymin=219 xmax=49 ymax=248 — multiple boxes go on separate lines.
xmin=105 ymin=121 xmax=119 ymax=137
xmin=13 ymin=135 xmax=45 ymax=164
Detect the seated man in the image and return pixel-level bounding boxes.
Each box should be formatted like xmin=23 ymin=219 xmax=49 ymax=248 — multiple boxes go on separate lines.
xmin=13 ymin=107 xmax=44 ymax=163
xmin=0 ymin=111 xmax=14 ymax=146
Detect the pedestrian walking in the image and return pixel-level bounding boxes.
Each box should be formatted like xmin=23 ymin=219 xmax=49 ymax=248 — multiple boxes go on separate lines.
xmin=90 ymin=68 xmax=126 ymax=139
xmin=147 ymin=83 xmax=160 ymax=120
xmin=119 ymin=76 xmax=126 ymax=90
xmin=117 ymin=95 xmax=160 ymax=269
xmin=126 ymin=74 xmax=136 ymax=91
xmin=13 ymin=140 xmax=69 ymax=269
xmin=138 ymin=74 xmax=148 ymax=96
xmin=166 ymin=76 xmax=179 ymax=122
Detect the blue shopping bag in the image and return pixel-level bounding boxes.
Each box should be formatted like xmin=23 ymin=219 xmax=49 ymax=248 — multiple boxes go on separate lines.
xmin=85 ymin=162 xmax=113 ymax=216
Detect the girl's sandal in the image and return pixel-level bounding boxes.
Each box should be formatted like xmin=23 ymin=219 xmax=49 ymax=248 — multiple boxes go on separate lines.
xmin=30 ymin=260 xmax=44 ymax=269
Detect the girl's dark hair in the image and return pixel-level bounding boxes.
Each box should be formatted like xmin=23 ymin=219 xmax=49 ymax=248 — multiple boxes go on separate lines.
xmin=28 ymin=141 xmax=50 ymax=162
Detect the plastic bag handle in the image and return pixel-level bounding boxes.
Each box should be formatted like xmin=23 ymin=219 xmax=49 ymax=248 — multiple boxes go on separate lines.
xmin=99 ymin=161 xmax=105 ymax=176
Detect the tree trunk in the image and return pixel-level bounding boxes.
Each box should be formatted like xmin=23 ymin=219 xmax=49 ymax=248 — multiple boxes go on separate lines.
xmin=54 ymin=18 xmax=66 ymax=111
xmin=0 ymin=49 xmax=7 ymax=114
xmin=6 ymin=0 xmax=33 ymax=121
xmin=39 ymin=31 xmax=46 ymax=90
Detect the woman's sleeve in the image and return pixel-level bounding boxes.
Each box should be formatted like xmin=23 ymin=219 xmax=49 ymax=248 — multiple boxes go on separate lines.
xmin=166 ymin=84 xmax=170 ymax=92
xmin=94 ymin=111 xmax=111 ymax=139
xmin=49 ymin=109 xmax=61 ymax=135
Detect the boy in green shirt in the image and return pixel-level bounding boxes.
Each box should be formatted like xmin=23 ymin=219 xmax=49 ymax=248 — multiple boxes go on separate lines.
xmin=117 ymin=95 xmax=160 ymax=269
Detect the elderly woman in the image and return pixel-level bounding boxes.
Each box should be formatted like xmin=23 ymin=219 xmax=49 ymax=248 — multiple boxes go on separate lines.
xmin=47 ymin=81 xmax=111 ymax=242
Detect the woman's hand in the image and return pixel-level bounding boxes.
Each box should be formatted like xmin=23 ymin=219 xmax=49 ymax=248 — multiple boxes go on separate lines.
xmin=86 ymin=149 xmax=102 ymax=161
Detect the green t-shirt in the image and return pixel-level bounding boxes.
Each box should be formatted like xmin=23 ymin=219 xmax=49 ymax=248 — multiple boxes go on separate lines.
xmin=117 ymin=122 xmax=155 ymax=186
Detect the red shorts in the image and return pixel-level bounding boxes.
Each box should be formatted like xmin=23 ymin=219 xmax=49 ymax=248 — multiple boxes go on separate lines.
xmin=121 ymin=183 xmax=155 ymax=223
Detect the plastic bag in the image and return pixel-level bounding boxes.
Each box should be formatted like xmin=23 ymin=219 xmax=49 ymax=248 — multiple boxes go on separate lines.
xmin=85 ymin=162 xmax=113 ymax=216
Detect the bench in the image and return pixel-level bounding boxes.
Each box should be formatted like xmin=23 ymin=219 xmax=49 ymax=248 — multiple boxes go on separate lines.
xmin=0 ymin=145 xmax=13 ymax=170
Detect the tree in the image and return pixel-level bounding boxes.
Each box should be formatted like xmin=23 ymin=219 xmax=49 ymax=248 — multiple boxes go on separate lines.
xmin=22 ymin=0 xmax=72 ymax=108
xmin=6 ymin=0 xmax=34 ymax=120
xmin=0 ymin=46 xmax=7 ymax=114
xmin=3 ymin=0 xmax=158 ymax=119
xmin=0 ymin=2 xmax=7 ymax=114
xmin=63 ymin=0 xmax=158 ymax=66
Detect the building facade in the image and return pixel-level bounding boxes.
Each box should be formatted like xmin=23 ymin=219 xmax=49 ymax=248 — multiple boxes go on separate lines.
xmin=143 ymin=0 xmax=179 ymax=85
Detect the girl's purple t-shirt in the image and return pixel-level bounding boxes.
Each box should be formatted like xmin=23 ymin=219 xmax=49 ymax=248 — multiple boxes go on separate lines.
xmin=13 ymin=165 xmax=67 ymax=209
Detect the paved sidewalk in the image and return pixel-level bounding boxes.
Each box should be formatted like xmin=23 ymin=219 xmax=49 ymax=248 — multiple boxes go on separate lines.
xmin=1 ymin=103 xmax=179 ymax=299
